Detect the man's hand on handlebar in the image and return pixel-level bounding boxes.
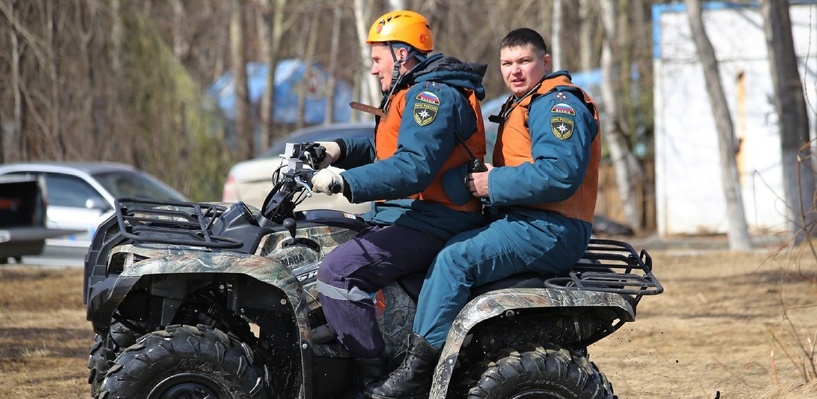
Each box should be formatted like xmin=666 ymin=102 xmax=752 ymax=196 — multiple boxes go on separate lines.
xmin=315 ymin=141 xmax=341 ymax=169
xmin=311 ymin=166 xmax=345 ymax=195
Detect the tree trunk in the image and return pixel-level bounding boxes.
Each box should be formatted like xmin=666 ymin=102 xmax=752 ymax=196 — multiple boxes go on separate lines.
xmin=760 ymin=0 xmax=815 ymax=243
xmin=600 ymin=0 xmax=642 ymax=232
xmin=45 ymin=0 xmax=64 ymax=159
xmin=353 ymin=0 xmax=380 ymax=108
xmin=325 ymin=6 xmax=341 ymax=124
xmin=256 ymin=0 xmax=288 ymax=153
xmin=9 ymin=0 xmax=25 ymax=162
xmin=295 ymin=12 xmax=318 ymax=130
xmin=551 ymin=0 xmax=562 ymax=71
xmin=230 ymin=0 xmax=252 ymax=159
xmin=578 ymin=0 xmax=595 ymax=71
xmin=685 ymin=0 xmax=752 ymax=250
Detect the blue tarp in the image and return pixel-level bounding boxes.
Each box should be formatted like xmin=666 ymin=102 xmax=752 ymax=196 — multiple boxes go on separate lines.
xmin=207 ymin=60 xmax=353 ymax=124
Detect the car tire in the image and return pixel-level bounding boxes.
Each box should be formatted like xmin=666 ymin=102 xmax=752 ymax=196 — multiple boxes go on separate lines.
xmin=464 ymin=343 xmax=614 ymax=399
xmin=99 ymin=324 xmax=270 ymax=399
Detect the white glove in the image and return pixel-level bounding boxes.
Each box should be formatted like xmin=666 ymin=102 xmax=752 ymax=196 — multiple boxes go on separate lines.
xmin=311 ymin=166 xmax=345 ymax=195
xmin=317 ymin=141 xmax=341 ymax=169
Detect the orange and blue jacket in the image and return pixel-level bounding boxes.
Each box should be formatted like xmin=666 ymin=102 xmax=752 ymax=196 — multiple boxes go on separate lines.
xmin=335 ymin=54 xmax=487 ymax=241
xmin=488 ymin=71 xmax=601 ymax=223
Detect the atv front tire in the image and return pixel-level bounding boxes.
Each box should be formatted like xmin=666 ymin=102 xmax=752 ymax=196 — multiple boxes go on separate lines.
xmin=100 ymin=324 xmax=270 ymax=399
xmin=466 ymin=343 xmax=614 ymax=399
xmin=87 ymin=322 xmax=141 ymax=397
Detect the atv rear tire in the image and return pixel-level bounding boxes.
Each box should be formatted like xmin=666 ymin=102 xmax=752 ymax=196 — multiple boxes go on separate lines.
xmin=99 ymin=324 xmax=270 ymax=399
xmin=466 ymin=343 xmax=614 ymax=399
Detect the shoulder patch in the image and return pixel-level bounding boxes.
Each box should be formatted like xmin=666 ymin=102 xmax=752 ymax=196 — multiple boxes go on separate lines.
xmin=551 ymin=116 xmax=574 ymax=140
xmin=551 ymin=103 xmax=575 ymax=116
xmin=414 ymin=103 xmax=438 ymax=126
xmin=416 ymin=91 xmax=441 ymax=105
xmin=554 ymin=91 xmax=568 ymax=101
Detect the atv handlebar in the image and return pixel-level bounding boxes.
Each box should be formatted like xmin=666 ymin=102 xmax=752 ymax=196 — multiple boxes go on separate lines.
xmin=257 ymin=143 xmax=326 ymax=226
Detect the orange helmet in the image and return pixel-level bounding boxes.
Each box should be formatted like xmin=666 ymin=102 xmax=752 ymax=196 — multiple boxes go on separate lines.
xmin=366 ymin=10 xmax=433 ymax=52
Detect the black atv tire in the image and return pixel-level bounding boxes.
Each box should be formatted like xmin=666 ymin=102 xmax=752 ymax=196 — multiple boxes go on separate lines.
xmin=87 ymin=322 xmax=141 ymax=397
xmin=99 ymin=324 xmax=270 ymax=399
xmin=465 ymin=343 xmax=614 ymax=399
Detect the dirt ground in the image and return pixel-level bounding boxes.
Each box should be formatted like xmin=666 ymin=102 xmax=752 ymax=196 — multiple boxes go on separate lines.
xmin=1 ymin=236 xmax=817 ymax=399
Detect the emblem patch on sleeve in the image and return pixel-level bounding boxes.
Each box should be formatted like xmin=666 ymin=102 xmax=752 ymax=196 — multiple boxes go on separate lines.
xmin=554 ymin=92 xmax=568 ymax=101
xmin=414 ymin=103 xmax=438 ymax=126
xmin=551 ymin=116 xmax=574 ymax=140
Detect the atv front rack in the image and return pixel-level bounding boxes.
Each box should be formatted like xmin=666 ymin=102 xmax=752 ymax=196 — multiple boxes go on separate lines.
xmin=114 ymin=197 xmax=244 ymax=249
xmin=545 ymin=239 xmax=664 ymax=299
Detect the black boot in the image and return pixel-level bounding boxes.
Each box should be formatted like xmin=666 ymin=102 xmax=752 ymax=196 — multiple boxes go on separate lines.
xmin=355 ymin=357 xmax=389 ymax=386
xmin=364 ymin=333 xmax=440 ymax=399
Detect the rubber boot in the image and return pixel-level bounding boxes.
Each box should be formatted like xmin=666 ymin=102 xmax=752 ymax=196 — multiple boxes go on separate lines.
xmin=355 ymin=357 xmax=389 ymax=387
xmin=364 ymin=333 xmax=440 ymax=399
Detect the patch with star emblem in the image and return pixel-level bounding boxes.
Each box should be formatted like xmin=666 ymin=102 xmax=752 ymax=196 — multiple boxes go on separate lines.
xmin=551 ymin=103 xmax=575 ymax=116
xmin=551 ymin=116 xmax=574 ymax=140
xmin=554 ymin=92 xmax=568 ymax=101
xmin=414 ymin=103 xmax=438 ymax=126
xmin=416 ymin=91 xmax=440 ymax=105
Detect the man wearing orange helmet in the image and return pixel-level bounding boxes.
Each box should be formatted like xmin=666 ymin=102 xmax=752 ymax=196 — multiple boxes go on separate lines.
xmin=308 ymin=10 xmax=488 ymax=387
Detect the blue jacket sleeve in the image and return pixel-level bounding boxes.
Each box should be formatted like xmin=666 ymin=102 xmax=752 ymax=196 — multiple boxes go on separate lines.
xmin=335 ymin=136 xmax=375 ymax=169
xmin=487 ymin=88 xmax=598 ymax=207
xmin=340 ymin=84 xmax=471 ymax=203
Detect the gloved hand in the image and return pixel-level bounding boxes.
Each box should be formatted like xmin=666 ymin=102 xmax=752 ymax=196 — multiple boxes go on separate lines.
xmin=311 ymin=166 xmax=345 ymax=195
xmin=316 ymin=141 xmax=341 ymax=169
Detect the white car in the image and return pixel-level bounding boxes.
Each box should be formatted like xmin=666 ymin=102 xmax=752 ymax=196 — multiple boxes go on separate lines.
xmin=222 ymin=122 xmax=375 ymax=213
xmin=0 ymin=162 xmax=187 ymax=258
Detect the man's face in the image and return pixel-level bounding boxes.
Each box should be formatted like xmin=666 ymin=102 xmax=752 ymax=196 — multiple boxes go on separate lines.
xmin=499 ymin=44 xmax=551 ymax=97
xmin=370 ymin=43 xmax=410 ymax=92
xmin=370 ymin=44 xmax=396 ymax=92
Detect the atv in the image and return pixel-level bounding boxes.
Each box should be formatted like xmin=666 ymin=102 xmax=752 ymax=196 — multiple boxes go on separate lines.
xmin=84 ymin=143 xmax=663 ymax=399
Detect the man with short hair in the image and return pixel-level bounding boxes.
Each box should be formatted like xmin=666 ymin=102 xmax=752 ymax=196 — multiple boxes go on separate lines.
xmin=366 ymin=27 xmax=601 ymax=399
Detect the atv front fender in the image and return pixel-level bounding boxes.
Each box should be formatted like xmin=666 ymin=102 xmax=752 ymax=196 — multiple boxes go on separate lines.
xmin=429 ymin=287 xmax=635 ymax=398
xmin=87 ymin=248 xmax=318 ymax=398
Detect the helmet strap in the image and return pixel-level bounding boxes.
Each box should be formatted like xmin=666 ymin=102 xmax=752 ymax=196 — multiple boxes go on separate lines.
xmin=387 ymin=42 xmax=407 ymax=94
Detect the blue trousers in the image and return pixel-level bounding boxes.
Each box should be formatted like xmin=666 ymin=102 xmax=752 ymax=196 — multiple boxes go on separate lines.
xmin=412 ymin=210 xmax=592 ymax=348
xmin=317 ymin=224 xmax=444 ymax=359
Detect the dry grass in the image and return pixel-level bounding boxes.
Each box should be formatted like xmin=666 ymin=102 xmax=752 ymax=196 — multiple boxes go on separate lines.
xmin=0 ymin=268 xmax=90 ymax=399
xmin=1 ymin=244 xmax=816 ymax=398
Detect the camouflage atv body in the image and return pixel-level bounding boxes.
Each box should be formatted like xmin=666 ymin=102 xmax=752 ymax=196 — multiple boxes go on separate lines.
xmin=84 ymin=146 xmax=663 ymax=398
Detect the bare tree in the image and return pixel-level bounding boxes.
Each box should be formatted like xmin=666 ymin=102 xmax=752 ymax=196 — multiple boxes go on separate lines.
xmin=551 ymin=0 xmax=562 ymax=71
xmin=353 ymin=0 xmax=380 ymax=108
xmin=295 ymin=12 xmax=319 ymax=130
xmin=3 ymin=0 xmax=25 ymax=162
xmin=578 ymin=0 xmax=596 ymax=71
xmin=760 ymin=0 xmax=815 ymax=243
xmin=685 ymin=0 xmax=752 ymax=250
xmin=325 ymin=6 xmax=342 ymax=124
xmin=230 ymin=0 xmax=252 ymax=160
xmin=600 ymin=0 xmax=644 ymax=232
xmin=257 ymin=0 xmax=294 ymax=152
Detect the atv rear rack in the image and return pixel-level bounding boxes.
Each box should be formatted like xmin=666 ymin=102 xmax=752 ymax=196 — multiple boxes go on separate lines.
xmin=114 ymin=197 xmax=244 ymax=249
xmin=545 ymin=238 xmax=664 ymax=299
